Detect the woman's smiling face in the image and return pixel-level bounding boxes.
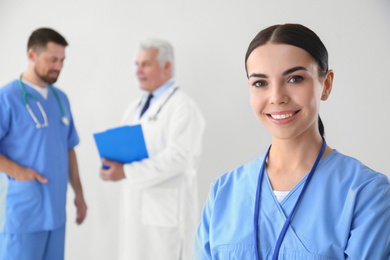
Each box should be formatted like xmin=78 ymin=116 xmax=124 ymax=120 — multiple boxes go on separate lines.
xmin=246 ymin=43 xmax=332 ymax=141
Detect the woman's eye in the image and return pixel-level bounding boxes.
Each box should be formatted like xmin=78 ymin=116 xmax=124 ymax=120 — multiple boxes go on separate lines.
xmin=253 ymin=80 xmax=267 ymax=87
xmin=288 ymin=75 xmax=304 ymax=83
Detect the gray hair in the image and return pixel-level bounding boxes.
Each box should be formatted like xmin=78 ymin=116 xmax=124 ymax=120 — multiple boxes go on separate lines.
xmin=137 ymin=39 xmax=175 ymax=76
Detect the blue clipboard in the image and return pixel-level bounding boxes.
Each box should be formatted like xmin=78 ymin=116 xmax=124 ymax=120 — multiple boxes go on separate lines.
xmin=93 ymin=124 xmax=149 ymax=169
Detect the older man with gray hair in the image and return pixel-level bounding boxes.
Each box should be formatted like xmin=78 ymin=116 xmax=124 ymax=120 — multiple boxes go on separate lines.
xmin=100 ymin=39 xmax=205 ymax=260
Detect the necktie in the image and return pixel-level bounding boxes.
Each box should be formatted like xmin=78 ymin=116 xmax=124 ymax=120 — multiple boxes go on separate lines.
xmin=140 ymin=94 xmax=153 ymax=118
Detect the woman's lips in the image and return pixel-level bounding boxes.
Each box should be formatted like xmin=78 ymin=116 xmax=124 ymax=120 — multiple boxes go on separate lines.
xmin=266 ymin=110 xmax=301 ymax=124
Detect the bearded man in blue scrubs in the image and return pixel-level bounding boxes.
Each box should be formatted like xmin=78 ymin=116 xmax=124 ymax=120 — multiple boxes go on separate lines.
xmin=0 ymin=28 xmax=87 ymax=260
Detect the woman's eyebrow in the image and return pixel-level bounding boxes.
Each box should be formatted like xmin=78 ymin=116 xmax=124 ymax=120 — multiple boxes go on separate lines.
xmin=282 ymin=66 xmax=307 ymax=76
xmin=248 ymin=73 xmax=267 ymax=79
xmin=248 ymin=66 xmax=307 ymax=79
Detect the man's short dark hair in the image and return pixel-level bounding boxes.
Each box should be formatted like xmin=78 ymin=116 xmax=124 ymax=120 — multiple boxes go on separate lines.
xmin=27 ymin=28 xmax=68 ymax=52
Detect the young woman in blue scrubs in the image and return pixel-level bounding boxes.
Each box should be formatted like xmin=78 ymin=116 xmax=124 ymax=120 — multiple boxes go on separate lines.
xmin=194 ymin=24 xmax=390 ymax=259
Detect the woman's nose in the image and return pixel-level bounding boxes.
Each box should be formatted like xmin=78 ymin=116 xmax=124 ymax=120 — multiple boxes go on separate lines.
xmin=269 ymin=85 xmax=288 ymax=105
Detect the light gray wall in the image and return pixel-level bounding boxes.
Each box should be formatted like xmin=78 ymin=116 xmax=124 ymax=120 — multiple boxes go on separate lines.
xmin=0 ymin=0 xmax=389 ymax=259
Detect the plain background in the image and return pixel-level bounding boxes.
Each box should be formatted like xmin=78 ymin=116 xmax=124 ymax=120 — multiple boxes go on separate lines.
xmin=0 ymin=0 xmax=389 ymax=259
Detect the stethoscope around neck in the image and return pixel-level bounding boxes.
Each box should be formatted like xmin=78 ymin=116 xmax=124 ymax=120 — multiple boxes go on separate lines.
xmin=18 ymin=74 xmax=69 ymax=128
xmin=139 ymin=86 xmax=179 ymax=121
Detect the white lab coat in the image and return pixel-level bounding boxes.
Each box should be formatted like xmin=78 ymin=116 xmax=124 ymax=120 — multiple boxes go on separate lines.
xmin=117 ymin=85 xmax=205 ymax=260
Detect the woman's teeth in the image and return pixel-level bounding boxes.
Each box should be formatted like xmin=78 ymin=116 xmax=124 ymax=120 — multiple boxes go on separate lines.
xmin=270 ymin=113 xmax=294 ymax=119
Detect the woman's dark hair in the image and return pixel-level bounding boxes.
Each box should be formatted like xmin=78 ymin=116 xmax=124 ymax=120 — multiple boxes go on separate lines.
xmin=245 ymin=24 xmax=328 ymax=136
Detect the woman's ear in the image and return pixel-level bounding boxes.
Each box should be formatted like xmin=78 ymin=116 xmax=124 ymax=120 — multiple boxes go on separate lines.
xmin=321 ymin=69 xmax=334 ymax=101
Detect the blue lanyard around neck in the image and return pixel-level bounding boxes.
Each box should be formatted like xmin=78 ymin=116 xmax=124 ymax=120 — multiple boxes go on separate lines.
xmin=254 ymin=137 xmax=327 ymax=260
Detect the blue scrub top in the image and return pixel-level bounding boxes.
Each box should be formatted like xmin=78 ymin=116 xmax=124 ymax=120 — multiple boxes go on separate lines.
xmin=0 ymin=79 xmax=79 ymax=234
xmin=194 ymin=150 xmax=390 ymax=259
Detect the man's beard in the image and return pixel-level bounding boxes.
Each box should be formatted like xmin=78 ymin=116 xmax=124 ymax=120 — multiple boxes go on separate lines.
xmin=35 ymin=68 xmax=60 ymax=84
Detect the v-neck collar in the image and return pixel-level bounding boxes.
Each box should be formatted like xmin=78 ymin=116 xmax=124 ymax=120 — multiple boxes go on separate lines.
xmin=260 ymin=150 xmax=335 ymax=220
xmin=21 ymin=79 xmax=49 ymax=99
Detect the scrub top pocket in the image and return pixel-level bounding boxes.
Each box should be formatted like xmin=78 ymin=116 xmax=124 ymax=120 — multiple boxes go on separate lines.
xmin=141 ymin=188 xmax=179 ymax=227
xmin=5 ymin=180 xmax=43 ymax=233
